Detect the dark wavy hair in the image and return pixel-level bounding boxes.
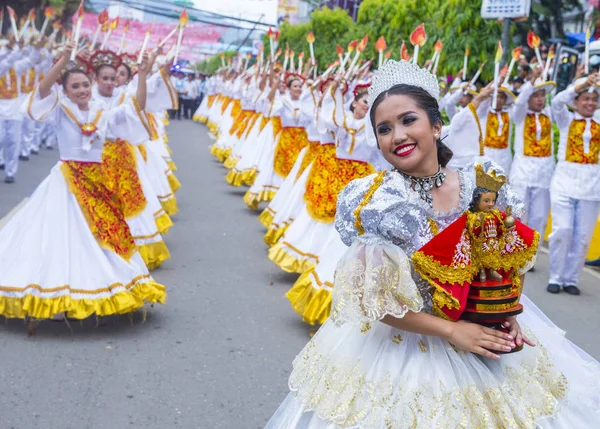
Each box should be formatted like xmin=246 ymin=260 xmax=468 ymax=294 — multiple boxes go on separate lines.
xmin=350 ymin=92 xmax=367 ymax=113
xmin=468 ymin=187 xmax=497 ymax=212
xmin=369 ymin=84 xmax=453 ymax=168
xmin=119 ymin=63 xmax=133 ymax=80
xmin=287 ymin=78 xmax=301 ymax=88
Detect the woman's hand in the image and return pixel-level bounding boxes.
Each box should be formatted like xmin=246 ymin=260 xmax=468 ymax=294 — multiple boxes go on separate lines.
xmin=138 ymin=52 xmax=150 ymax=77
xmin=61 ymin=41 xmax=78 ymax=65
xmin=503 ymin=316 xmax=535 ymax=348
xmin=446 ymin=320 xmax=515 ymax=360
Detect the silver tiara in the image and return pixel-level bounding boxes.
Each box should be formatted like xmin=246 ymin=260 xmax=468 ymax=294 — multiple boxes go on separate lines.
xmin=368 ymin=60 xmax=440 ymax=106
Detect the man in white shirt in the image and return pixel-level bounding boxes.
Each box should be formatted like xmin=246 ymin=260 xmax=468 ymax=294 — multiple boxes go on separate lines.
xmin=181 ymin=74 xmax=199 ymax=119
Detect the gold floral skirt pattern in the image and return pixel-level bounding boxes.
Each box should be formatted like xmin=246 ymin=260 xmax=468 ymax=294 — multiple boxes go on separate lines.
xmin=273 ymin=127 xmax=308 ymax=179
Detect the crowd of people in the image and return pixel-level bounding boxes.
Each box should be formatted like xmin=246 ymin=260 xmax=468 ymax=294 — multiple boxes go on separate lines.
xmin=195 ymin=35 xmax=600 ymax=426
xmin=168 ymin=70 xmax=205 ymax=120
xmin=0 ymin=32 xmax=182 ymax=333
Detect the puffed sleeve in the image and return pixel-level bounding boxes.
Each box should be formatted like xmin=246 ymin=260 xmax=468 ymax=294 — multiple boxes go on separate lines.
xmin=21 ymin=83 xmax=60 ymax=122
xmin=331 ymin=173 xmax=424 ymax=326
xmin=105 ymin=96 xmax=152 ymax=145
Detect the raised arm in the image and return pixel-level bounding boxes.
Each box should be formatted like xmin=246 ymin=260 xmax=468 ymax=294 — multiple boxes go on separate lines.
xmin=38 ymin=41 xmax=76 ymax=100
xmin=135 ymin=52 xmax=149 ymax=110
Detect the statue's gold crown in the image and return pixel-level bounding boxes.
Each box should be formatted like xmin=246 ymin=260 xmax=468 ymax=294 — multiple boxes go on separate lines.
xmin=475 ymin=163 xmax=506 ymax=192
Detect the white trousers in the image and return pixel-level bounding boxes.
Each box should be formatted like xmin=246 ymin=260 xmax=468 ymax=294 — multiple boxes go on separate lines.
xmin=548 ymin=193 xmax=600 ymax=286
xmin=511 ymin=184 xmax=551 ymax=241
xmin=0 ymin=119 xmax=22 ymax=178
xmin=20 ymin=118 xmax=36 ymax=157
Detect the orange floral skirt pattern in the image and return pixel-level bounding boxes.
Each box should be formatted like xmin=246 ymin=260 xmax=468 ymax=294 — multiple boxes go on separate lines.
xmin=102 ymin=139 xmax=147 ymax=220
xmin=305 ymin=150 xmax=375 ymax=223
xmin=273 ymin=127 xmax=308 ymax=178
xmin=296 ymin=141 xmax=321 ymax=181
xmin=60 ymin=161 xmax=136 ymax=260
xmin=272 ymin=117 xmax=283 ymax=139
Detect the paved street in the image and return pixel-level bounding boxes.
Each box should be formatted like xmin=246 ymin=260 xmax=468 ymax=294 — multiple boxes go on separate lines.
xmin=1 ymin=120 xmax=599 ymax=428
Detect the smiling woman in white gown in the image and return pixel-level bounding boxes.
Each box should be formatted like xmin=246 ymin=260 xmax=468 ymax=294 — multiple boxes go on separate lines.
xmin=0 ymin=43 xmax=166 ymax=324
xmin=264 ymin=60 xmax=600 ymax=429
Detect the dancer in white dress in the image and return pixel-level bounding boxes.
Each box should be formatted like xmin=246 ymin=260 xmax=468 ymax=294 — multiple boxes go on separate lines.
xmin=265 ymin=60 xmax=600 ymax=429
xmin=0 ymin=43 xmax=166 ymax=327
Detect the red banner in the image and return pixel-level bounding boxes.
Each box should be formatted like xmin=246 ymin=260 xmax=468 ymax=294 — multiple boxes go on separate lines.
xmin=74 ymin=12 xmax=222 ymax=61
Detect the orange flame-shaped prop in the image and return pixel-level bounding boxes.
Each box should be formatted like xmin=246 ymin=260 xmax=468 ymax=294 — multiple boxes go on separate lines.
xmin=7 ymin=6 xmax=16 ymax=20
xmin=336 ymin=44 xmax=343 ymax=56
xmin=44 ymin=7 xmax=55 ymax=19
xmin=28 ymin=8 xmax=36 ymax=21
xmin=123 ymin=20 xmax=130 ymax=32
xmin=298 ymin=52 xmax=305 ymax=59
xmin=434 ymin=39 xmax=443 ymax=52
xmin=500 ymin=64 xmax=508 ymax=74
xmin=109 ymin=17 xmax=119 ymax=30
xmin=401 ymin=41 xmax=409 ymax=61
xmin=384 ymin=50 xmax=391 ymax=60
xmin=306 ymin=32 xmax=315 ymax=44
xmin=465 ymin=44 xmax=470 ymax=56
xmin=267 ymin=27 xmax=274 ymax=38
xmin=98 ymin=9 xmax=109 ymax=25
xmin=527 ymin=30 xmax=540 ymax=49
xmin=410 ymin=23 xmax=427 ymax=47
xmin=357 ymin=35 xmax=368 ymax=52
xmin=376 ymin=36 xmax=387 ymax=53
xmin=76 ymin=1 xmax=84 ymax=19
xmin=52 ymin=20 xmax=61 ymax=30
xmin=495 ymin=41 xmax=503 ymax=63
xmin=348 ymin=40 xmax=357 ymax=53
xmin=275 ymin=48 xmax=282 ymax=58
xmin=179 ymin=9 xmax=189 ymax=27
xmin=511 ymin=46 xmax=522 ymax=62
xmin=290 ymin=50 xmax=295 ymax=57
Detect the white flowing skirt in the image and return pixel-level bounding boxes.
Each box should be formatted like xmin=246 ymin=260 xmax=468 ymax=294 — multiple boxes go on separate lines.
xmin=266 ymin=294 xmax=600 ymax=428
xmin=0 ymin=163 xmax=166 ymax=320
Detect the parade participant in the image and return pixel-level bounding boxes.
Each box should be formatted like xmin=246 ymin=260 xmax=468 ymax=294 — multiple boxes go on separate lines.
xmin=268 ymin=78 xmax=376 ymax=274
xmin=210 ymin=71 xmax=241 ymax=161
xmin=476 ymin=80 xmax=517 ymax=173
xmin=0 ymin=35 xmax=41 ymax=183
xmin=547 ymin=73 xmax=600 ymax=295
xmin=90 ymin=49 xmax=171 ymax=269
xmin=0 ymin=42 xmax=165 ymax=326
xmin=265 ymin=59 xmax=600 ymax=429
xmin=509 ymin=66 xmax=556 ymax=254
xmin=444 ymin=83 xmax=494 ymax=169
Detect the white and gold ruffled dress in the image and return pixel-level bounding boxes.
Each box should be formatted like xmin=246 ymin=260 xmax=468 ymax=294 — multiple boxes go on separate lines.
xmin=0 ymin=86 xmax=166 ymax=320
xmin=265 ymin=161 xmax=600 ymax=428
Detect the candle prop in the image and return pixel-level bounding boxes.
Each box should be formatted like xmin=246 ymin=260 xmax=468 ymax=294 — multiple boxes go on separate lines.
xmin=38 ymin=7 xmax=55 ymax=40
xmin=463 ymin=45 xmax=470 ymax=80
xmin=344 ymin=40 xmax=357 ymax=69
xmin=49 ymin=20 xmax=61 ymax=42
xmin=400 ymin=41 xmax=410 ymax=61
xmin=117 ymin=20 xmax=129 ymax=54
xmin=410 ymin=23 xmax=427 ymax=65
xmin=585 ymin=25 xmax=591 ymax=75
xmin=505 ymin=46 xmax=522 ymax=83
xmin=384 ymin=50 xmax=391 ymax=64
xmin=101 ymin=17 xmax=119 ymax=50
xmin=469 ymin=61 xmax=487 ymax=88
xmin=321 ymin=60 xmax=339 ymax=80
xmin=432 ymin=40 xmax=443 ymax=74
xmin=492 ymin=41 xmax=502 ymax=108
xmin=289 ymin=50 xmax=295 ymax=73
xmin=71 ymin=1 xmax=84 ymax=61
xmin=136 ymin=23 xmax=153 ymax=64
xmin=283 ymin=46 xmax=289 ymax=72
xmin=527 ymin=30 xmax=543 ymax=69
xmin=173 ymin=9 xmax=189 ymax=65
xmin=267 ymin=27 xmax=275 ymax=61
xmin=158 ymin=24 xmax=178 ymax=48
xmin=220 ymin=53 xmax=226 ymax=68
xmin=376 ymin=36 xmax=387 ymax=68
xmin=346 ymin=35 xmax=367 ymax=79
xmin=88 ymin=9 xmax=108 ymax=52
xmin=7 ymin=7 xmax=19 ymax=42
xmin=19 ymin=8 xmax=34 ymax=38
xmin=542 ymin=45 xmax=555 ymax=82
xmin=306 ymin=32 xmax=316 ymax=68
xmin=298 ymin=52 xmax=304 ymax=73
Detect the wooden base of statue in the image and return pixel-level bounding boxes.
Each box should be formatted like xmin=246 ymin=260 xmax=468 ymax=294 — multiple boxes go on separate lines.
xmin=461 ymin=273 xmax=523 ymax=354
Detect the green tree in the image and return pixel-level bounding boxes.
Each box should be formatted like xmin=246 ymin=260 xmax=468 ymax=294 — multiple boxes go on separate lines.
xmin=196 ymin=51 xmax=238 ymax=75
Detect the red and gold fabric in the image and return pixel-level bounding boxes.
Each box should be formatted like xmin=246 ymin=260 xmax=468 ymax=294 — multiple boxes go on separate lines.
xmin=413 ymin=210 xmax=539 ymax=321
xmin=101 ymin=139 xmax=148 ymax=220
xmin=242 ymin=112 xmax=261 ymax=139
xmin=60 ymin=161 xmax=137 ymax=261
xmin=484 ymin=112 xmax=510 ymax=149
xmin=566 ymin=119 xmax=600 ymax=164
xmin=207 ymin=95 xmax=216 ymax=108
xmin=230 ymin=109 xmax=254 ymax=138
xmin=273 ymin=127 xmax=308 ymax=178
xmin=523 ymin=113 xmax=552 ymax=157
xmin=220 ymin=96 xmax=232 ymax=115
xmin=305 ymin=150 xmax=375 ymax=224
xmin=259 ymin=115 xmax=270 ymax=133
xmin=0 ymin=69 xmax=20 ymax=100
